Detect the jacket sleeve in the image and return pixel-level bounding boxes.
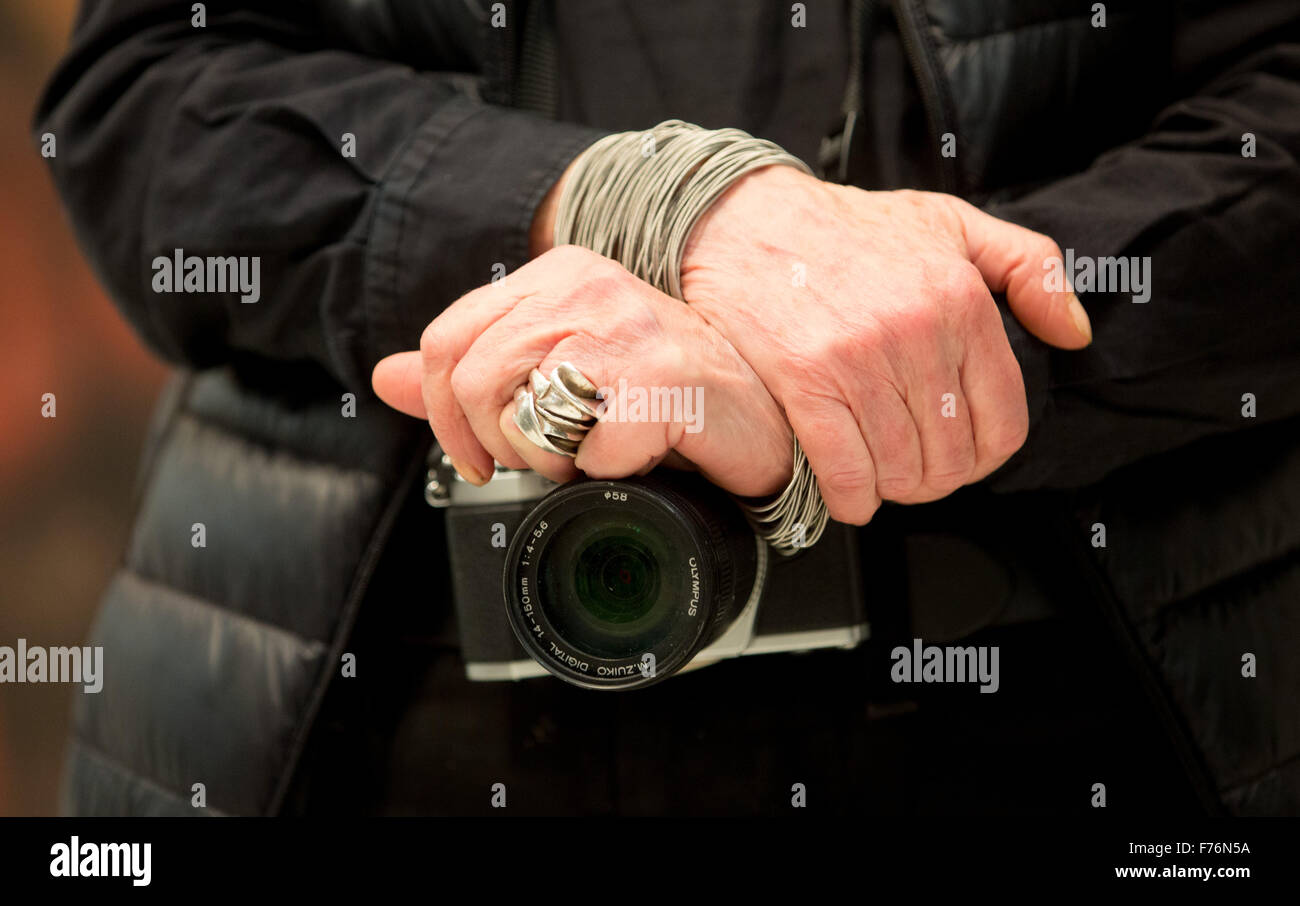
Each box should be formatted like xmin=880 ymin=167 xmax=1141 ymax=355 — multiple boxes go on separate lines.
xmin=985 ymin=35 xmax=1300 ymax=492
xmin=34 ymin=0 xmax=606 ymax=391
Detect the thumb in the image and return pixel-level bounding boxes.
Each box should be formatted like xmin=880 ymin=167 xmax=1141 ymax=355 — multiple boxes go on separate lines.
xmin=371 ymin=351 xmax=427 ymax=418
xmin=950 ymin=198 xmax=1093 ymax=350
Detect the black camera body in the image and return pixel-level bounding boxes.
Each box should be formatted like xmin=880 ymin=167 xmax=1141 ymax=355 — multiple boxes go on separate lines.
xmin=433 ymin=454 xmax=868 ymax=690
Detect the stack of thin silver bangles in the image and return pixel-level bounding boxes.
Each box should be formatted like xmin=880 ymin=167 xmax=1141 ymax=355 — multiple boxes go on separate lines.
xmin=513 ymin=119 xmax=829 ymax=555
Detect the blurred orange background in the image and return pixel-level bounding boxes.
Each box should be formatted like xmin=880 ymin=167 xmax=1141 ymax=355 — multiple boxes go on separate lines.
xmin=0 ymin=0 xmax=168 ymax=815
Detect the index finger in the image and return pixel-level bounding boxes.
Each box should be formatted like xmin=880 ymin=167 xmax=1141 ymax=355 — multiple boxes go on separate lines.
xmin=418 ymin=277 xmax=535 ymax=480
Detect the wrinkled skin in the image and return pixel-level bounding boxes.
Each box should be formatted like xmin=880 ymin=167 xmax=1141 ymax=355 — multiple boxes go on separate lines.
xmin=372 ymin=245 xmax=793 ymax=497
xmin=373 ymin=164 xmax=1090 ymax=523
xmin=677 ymin=166 xmax=1090 ymax=521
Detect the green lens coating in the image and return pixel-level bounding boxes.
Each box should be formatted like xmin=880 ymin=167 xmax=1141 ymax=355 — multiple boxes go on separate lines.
xmin=573 ymin=535 xmax=661 ymax=624
xmin=538 ymin=514 xmax=681 ymax=660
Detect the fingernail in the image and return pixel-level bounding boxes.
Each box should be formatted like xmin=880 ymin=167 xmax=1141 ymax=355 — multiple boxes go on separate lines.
xmin=1067 ymin=293 xmax=1092 ymax=344
xmin=450 ymin=458 xmax=486 ymax=486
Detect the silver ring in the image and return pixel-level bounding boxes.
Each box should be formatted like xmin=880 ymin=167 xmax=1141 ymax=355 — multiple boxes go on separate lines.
xmin=512 ymin=362 xmax=601 ymax=458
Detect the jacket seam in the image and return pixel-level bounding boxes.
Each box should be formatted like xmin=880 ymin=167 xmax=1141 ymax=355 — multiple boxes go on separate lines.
xmin=1222 ymin=747 xmax=1300 ymax=798
xmin=1132 ymin=538 xmax=1300 ymax=628
xmin=68 ymin=735 xmax=230 ymax=816
xmin=117 ymin=567 xmax=331 ymax=647
xmin=171 ymin=407 xmax=388 ymax=475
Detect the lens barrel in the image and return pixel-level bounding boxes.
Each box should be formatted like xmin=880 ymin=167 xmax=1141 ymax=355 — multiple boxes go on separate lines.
xmin=502 ymin=472 xmax=758 ymax=689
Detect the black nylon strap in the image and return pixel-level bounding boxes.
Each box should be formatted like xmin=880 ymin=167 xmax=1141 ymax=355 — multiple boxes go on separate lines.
xmin=514 ymin=0 xmax=559 ymax=116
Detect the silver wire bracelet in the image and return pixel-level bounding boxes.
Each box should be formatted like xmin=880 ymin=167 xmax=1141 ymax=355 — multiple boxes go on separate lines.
xmin=552 ymin=120 xmax=829 ymax=555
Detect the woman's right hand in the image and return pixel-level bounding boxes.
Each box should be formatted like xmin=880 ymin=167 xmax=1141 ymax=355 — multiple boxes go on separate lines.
xmin=678 ymin=166 xmax=1092 ymax=523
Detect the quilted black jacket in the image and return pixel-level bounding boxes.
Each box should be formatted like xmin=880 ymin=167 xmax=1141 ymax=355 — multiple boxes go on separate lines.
xmin=36 ymin=0 xmax=1300 ymax=814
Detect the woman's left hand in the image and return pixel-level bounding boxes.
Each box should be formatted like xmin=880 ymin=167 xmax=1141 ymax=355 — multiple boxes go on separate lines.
xmin=371 ymin=245 xmax=794 ymax=497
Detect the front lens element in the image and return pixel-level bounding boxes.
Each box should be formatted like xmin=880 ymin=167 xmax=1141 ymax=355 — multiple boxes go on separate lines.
xmin=540 ymin=517 xmax=676 ymax=659
xmin=576 ymin=535 xmax=661 ymax=622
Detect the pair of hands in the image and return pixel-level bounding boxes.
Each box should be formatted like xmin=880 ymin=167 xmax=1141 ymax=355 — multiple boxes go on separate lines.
xmin=372 ymin=164 xmax=1090 ymax=524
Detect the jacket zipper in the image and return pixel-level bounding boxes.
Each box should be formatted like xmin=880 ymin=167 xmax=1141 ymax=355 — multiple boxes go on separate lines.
xmin=890 ymin=0 xmax=959 ymax=195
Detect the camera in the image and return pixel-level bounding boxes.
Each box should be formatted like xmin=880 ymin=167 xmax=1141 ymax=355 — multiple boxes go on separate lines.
xmin=429 ymin=450 xmax=869 ymax=690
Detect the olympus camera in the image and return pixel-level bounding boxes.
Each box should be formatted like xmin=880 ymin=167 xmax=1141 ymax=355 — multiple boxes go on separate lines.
xmin=429 ymin=451 xmax=869 ymax=690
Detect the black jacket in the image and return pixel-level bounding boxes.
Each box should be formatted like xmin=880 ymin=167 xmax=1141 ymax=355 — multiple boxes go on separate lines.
xmin=36 ymin=0 xmax=1300 ymax=814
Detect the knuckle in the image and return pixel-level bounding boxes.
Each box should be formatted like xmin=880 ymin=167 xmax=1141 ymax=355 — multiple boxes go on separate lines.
xmin=924 ymin=462 xmax=975 ymax=496
xmin=937 ymin=262 xmax=987 ymax=311
xmin=615 ymin=289 xmax=661 ymax=329
xmin=861 ymin=422 xmax=923 ymax=498
xmin=923 ymin=432 xmax=978 ymax=493
xmin=818 ymin=467 xmax=879 ymax=525
xmin=448 ymin=360 xmax=487 ymax=407
xmin=876 ymin=467 xmax=923 ymax=499
xmin=809 ymin=333 xmax=853 ymax=367
xmin=823 ymin=490 xmax=879 ymax=526
xmin=1000 ymin=411 xmax=1030 ymax=455
xmin=1030 ymin=236 xmax=1064 ymax=272
xmin=893 ymin=188 xmax=931 ymax=210
xmin=891 ymin=302 xmax=942 ymax=342
xmin=823 ymin=464 xmax=875 ymax=494
xmin=1036 ymin=235 xmax=1064 ymax=262
xmin=419 ymin=321 xmax=447 ymax=364
xmin=810 ymin=323 xmax=881 ymax=368
xmin=785 ymin=388 xmax=849 ymax=433
xmin=983 ymin=413 xmax=1029 ymax=462
xmin=578 ymin=272 xmax=645 ymax=317
xmin=575 ymin=307 xmax=661 ymax=360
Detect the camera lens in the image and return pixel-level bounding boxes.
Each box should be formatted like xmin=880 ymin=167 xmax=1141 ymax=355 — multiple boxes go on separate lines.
xmin=503 ymin=472 xmax=759 ymax=690
xmin=540 ymin=518 xmax=673 ymax=660
xmin=573 ymin=534 xmax=661 ymax=624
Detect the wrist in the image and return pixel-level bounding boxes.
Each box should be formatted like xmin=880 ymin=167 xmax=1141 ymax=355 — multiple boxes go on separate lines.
xmin=681 ymin=163 xmax=819 ymax=273
xmin=529 ymin=156 xmax=583 ymax=258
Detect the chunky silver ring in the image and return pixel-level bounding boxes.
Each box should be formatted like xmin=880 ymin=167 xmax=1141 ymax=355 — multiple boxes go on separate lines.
xmin=512 ymin=362 xmax=601 ymax=458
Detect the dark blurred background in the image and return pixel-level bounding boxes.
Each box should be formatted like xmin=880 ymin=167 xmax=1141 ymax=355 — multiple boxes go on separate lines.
xmin=0 ymin=0 xmax=168 ymax=815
